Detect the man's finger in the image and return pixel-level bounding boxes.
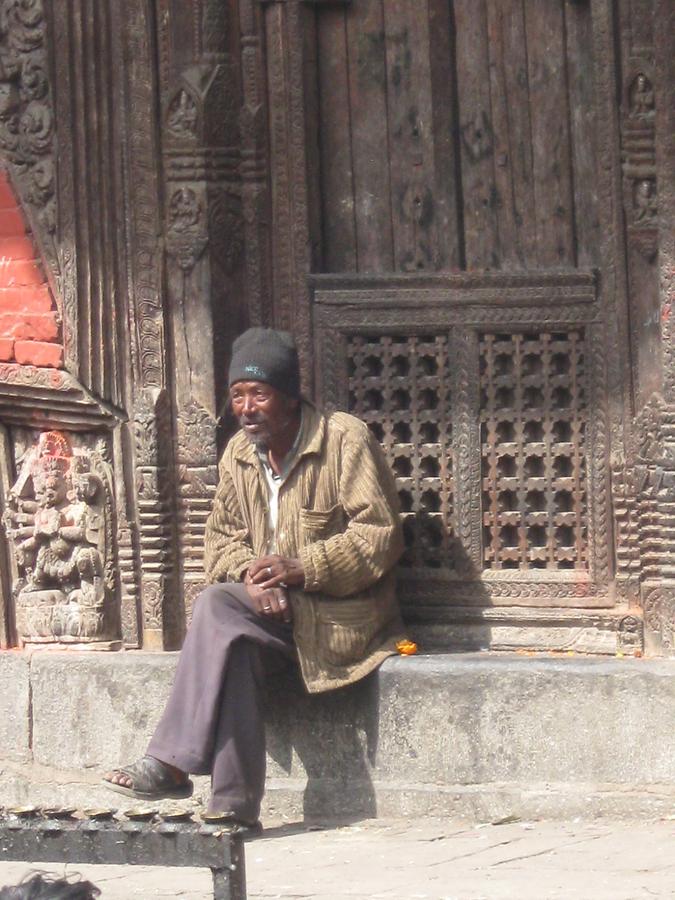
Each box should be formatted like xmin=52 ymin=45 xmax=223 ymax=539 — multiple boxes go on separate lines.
xmin=277 ymin=593 xmax=292 ymax=623
xmin=257 ymin=589 xmax=281 ymax=620
xmin=248 ymin=556 xmax=279 ymax=577
xmin=256 ymin=571 xmax=288 ymax=590
xmin=258 ymin=588 xmax=292 ymax=622
xmin=251 ymin=564 xmax=276 ymax=585
xmin=249 ymin=561 xmax=275 ymax=584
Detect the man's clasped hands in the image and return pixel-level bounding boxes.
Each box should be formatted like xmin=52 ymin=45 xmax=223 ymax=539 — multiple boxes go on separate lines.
xmin=244 ymin=555 xmax=305 ymax=622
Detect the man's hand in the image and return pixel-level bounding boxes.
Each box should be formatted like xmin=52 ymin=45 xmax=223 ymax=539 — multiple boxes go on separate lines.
xmin=247 ymin=555 xmax=305 ymax=590
xmin=245 ymin=583 xmax=292 ymax=623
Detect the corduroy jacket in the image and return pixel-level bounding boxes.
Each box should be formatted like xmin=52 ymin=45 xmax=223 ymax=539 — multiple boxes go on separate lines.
xmin=203 ymin=401 xmax=406 ymax=693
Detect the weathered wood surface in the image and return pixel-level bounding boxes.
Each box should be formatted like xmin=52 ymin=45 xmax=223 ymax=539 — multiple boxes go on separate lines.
xmin=2 ymin=0 xmax=674 ymax=652
xmin=486 ymin=0 xmax=536 ymax=268
xmin=312 ymin=0 xmax=599 ymax=275
xmin=346 ymin=0 xmax=394 ymax=272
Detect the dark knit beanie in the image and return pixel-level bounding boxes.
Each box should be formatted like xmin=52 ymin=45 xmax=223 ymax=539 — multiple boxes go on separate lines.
xmin=228 ymin=327 xmax=301 ymax=397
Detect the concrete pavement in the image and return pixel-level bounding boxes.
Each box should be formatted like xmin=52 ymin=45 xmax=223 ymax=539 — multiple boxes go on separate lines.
xmin=2 ymin=816 xmax=675 ymax=899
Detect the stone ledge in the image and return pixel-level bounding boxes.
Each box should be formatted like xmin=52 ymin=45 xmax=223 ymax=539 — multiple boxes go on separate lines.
xmin=2 ymin=651 xmax=675 ymax=820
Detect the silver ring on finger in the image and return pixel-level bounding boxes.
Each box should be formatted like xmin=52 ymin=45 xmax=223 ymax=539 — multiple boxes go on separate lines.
xmin=263 ymin=605 xmax=272 ymax=612
xmin=266 ymin=566 xmax=272 ymax=577
xmin=279 ymin=597 xmax=287 ymax=607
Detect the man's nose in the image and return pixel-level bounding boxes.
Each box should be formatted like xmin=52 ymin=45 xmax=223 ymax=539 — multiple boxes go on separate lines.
xmin=241 ymin=396 xmax=257 ymax=415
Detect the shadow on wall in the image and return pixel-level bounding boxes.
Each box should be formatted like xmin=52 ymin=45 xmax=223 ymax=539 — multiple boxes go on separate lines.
xmin=265 ymin=665 xmax=381 ymax=822
xmin=263 ymin=533 xmax=493 ymax=822
xmin=398 ymin=511 xmax=494 ymax=654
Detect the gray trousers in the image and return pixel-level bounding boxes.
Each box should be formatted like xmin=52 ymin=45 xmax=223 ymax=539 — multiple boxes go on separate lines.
xmin=147 ymin=583 xmax=296 ymax=820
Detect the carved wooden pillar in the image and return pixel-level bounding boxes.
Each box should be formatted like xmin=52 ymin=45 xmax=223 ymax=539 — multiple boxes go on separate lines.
xmin=617 ymin=0 xmax=660 ymax=407
xmin=115 ymin=0 xmax=178 ymax=650
xmin=239 ymin=0 xmax=274 ymax=329
xmin=0 ymin=424 xmax=16 ymax=648
xmin=259 ymin=0 xmax=349 ymax=390
xmin=654 ymin=0 xmax=675 ymax=406
xmin=637 ymin=0 xmax=675 ymax=653
xmin=153 ymin=0 xmax=246 ymax=628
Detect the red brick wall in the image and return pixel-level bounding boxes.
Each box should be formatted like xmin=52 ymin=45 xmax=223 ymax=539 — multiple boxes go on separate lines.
xmin=0 ymin=170 xmax=63 ymax=369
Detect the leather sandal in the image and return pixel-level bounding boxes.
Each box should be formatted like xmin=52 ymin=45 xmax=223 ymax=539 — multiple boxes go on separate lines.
xmin=204 ymin=811 xmax=263 ymax=839
xmin=103 ymin=755 xmax=193 ymax=801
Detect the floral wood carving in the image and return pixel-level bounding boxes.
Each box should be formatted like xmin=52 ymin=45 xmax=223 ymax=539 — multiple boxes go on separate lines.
xmin=176 ymin=399 xmax=216 ymax=466
xmin=1 ymin=430 xmax=116 ymax=644
xmin=166 ymin=186 xmax=208 ymax=271
xmin=0 ymin=0 xmax=56 ymax=245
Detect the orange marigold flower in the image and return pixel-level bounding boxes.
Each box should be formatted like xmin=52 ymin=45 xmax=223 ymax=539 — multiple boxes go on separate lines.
xmin=396 ymin=639 xmax=418 ymax=656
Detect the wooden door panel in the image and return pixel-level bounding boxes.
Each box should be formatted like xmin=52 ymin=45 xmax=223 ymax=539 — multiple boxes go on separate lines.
xmin=314 ymin=0 xmax=599 ymax=274
xmin=317 ymin=6 xmax=356 ymax=272
xmin=345 ymin=0 xmax=395 ymax=272
xmin=485 ymin=0 xmax=537 ymax=268
xmin=524 ymin=1 xmax=577 ymax=266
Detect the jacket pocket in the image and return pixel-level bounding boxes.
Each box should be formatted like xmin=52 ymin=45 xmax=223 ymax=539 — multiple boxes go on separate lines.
xmin=316 ymin=597 xmax=374 ymax=668
xmin=299 ymin=503 xmax=344 ymax=541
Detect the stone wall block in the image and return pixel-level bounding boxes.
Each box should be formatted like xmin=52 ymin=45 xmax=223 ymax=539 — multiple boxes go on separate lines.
xmin=266 ymin=655 xmax=675 ymax=788
xmin=30 ymin=652 xmax=178 ymax=770
xmin=0 ymin=653 xmax=31 ymax=764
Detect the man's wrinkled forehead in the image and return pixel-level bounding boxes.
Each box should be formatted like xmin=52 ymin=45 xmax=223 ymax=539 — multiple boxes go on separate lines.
xmin=229 ymin=379 xmax=281 ymax=397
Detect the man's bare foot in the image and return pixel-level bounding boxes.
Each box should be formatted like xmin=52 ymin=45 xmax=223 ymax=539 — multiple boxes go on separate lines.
xmin=102 ymin=756 xmax=193 ymax=801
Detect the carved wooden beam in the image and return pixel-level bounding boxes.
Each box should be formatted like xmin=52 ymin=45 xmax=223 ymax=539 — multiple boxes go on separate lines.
xmin=259 ymin=0 xmax=351 ymax=4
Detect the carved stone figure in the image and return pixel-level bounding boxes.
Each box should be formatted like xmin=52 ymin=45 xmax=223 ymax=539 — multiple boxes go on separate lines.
xmin=629 ymin=74 xmax=655 ymax=120
xmin=167 ymin=88 xmax=198 ymax=138
xmin=2 ymin=430 xmax=116 ymax=644
xmin=166 ymin=186 xmax=208 ymax=271
xmin=634 ymin=179 xmax=657 ymax=224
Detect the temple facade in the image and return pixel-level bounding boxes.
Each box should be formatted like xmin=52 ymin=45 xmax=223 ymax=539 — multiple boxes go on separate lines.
xmin=0 ymin=0 xmax=674 ymax=659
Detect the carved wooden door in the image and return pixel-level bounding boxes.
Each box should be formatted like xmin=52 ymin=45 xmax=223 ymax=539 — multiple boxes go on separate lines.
xmin=256 ymin=0 xmax=668 ymax=654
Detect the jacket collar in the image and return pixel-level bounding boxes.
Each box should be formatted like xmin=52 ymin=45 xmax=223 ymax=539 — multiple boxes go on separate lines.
xmin=232 ymin=400 xmax=325 ymax=467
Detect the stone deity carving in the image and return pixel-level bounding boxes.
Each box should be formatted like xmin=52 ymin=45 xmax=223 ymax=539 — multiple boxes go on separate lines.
xmin=634 ymin=179 xmax=657 ymax=225
xmin=630 ymin=74 xmax=655 ymax=120
xmin=2 ymin=431 xmax=116 ymax=644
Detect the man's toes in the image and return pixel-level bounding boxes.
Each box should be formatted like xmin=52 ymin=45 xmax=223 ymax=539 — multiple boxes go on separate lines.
xmin=105 ymin=770 xmax=131 ymax=787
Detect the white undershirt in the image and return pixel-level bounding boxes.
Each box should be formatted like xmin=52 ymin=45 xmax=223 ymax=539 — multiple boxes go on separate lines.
xmin=257 ymin=413 xmax=303 ymax=553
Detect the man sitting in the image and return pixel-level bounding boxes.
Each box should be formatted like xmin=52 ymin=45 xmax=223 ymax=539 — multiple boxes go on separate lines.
xmin=104 ymin=327 xmax=405 ymax=832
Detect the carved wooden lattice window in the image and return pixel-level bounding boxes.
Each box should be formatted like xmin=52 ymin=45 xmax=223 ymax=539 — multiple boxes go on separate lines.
xmin=315 ymin=272 xmax=606 ymax=609
xmin=347 ymin=334 xmax=454 ymax=569
xmin=479 ymin=331 xmax=588 ymax=570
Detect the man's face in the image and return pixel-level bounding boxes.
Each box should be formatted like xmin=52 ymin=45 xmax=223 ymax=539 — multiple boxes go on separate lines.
xmin=230 ymin=380 xmax=298 ymax=450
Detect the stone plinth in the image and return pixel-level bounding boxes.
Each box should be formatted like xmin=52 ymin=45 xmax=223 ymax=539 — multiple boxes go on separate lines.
xmin=2 ymin=651 xmax=675 ymax=821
